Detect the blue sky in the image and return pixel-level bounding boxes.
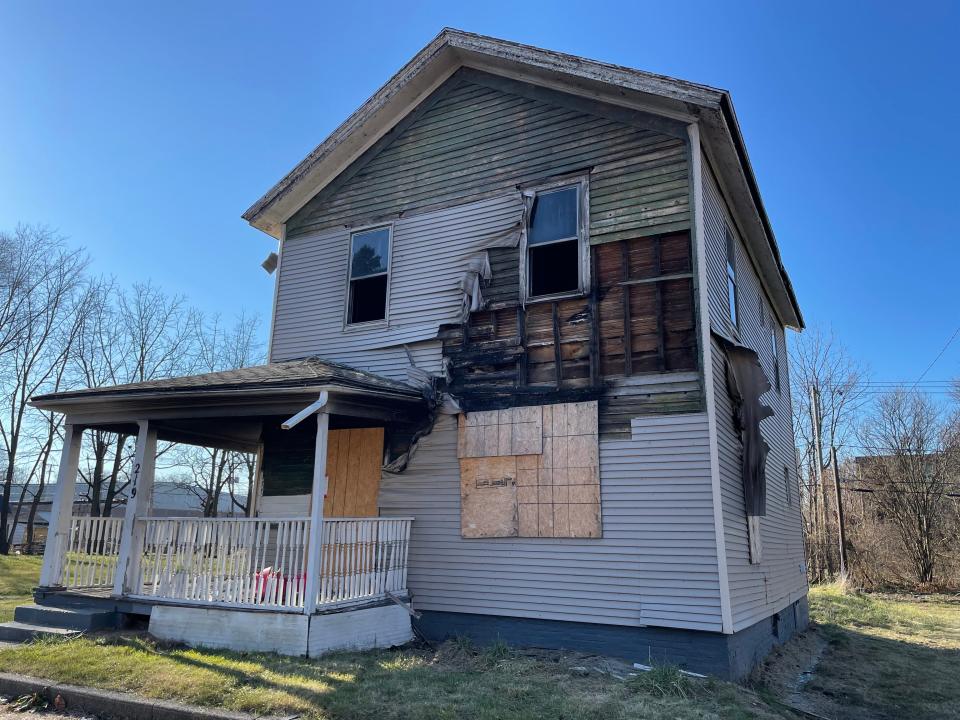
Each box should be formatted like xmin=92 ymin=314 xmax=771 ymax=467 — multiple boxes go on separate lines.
xmin=2 ymin=1 xmax=958 ymax=389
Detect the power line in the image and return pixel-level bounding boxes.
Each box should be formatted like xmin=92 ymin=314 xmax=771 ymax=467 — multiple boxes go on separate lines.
xmin=909 ymin=325 xmax=960 ymax=391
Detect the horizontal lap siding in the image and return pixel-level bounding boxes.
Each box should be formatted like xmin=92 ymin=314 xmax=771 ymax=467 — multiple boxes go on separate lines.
xmin=288 ymin=79 xmax=688 ymax=238
xmin=701 ymin=160 xmax=807 ymax=631
xmin=379 ymin=414 xmax=723 ymax=631
xmin=274 ymin=77 xmax=689 ymax=377
xmin=271 ymin=195 xmax=521 ymax=374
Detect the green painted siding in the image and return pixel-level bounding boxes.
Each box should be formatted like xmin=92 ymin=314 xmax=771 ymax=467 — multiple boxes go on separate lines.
xmin=287 ymin=71 xmax=689 ymax=240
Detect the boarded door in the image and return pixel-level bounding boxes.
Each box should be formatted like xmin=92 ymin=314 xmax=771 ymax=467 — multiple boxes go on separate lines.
xmin=323 ymin=427 xmax=384 ymax=517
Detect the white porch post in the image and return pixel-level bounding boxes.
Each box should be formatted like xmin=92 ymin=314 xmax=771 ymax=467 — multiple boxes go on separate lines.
xmin=303 ymin=411 xmax=330 ymax=614
xmin=112 ymin=420 xmax=157 ymax=597
xmin=38 ymin=424 xmax=83 ymax=588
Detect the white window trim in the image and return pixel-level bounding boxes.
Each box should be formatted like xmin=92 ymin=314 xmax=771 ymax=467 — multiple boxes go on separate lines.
xmin=519 ymin=175 xmax=591 ymax=305
xmin=725 ymin=226 xmax=739 ymax=332
xmin=343 ymin=222 xmax=394 ymax=330
xmin=770 ymin=321 xmax=781 ymax=394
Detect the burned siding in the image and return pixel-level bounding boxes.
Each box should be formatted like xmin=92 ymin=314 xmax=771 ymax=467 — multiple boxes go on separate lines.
xmin=274 ymin=70 xmax=702 ymax=432
xmin=701 ymin=158 xmax=807 ymax=631
xmin=443 ymin=231 xmax=700 ymax=435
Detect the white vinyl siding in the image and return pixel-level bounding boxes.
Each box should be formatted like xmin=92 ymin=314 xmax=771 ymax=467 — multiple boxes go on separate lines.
xmin=701 ymin=157 xmax=808 ymax=631
xmin=272 ymin=194 xmax=521 ymax=377
xmin=379 ymin=414 xmax=723 ymax=631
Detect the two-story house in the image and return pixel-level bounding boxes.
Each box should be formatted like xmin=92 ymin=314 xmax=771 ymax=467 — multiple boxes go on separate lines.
xmin=8 ymin=29 xmax=807 ymax=679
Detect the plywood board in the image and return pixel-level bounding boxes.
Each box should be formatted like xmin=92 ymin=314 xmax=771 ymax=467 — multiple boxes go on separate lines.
xmin=458 ymin=406 xmax=543 ymax=458
xmin=460 ymin=456 xmax=520 ymax=538
xmin=324 ymin=428 xmax=384 ymax=517
xmin=459 ymin=401 xmax=601 ymax=539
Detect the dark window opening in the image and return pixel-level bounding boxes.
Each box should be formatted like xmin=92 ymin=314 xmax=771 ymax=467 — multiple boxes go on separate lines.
xmin=347 ymin=226 xmax=390 ymax=325
xmin=527 ymin=184 xmax=582 ymax=299
xmin=529 ymin=239 xmax=579 ymax=297
xmin=349 ymin=275 xmax=388 ymax=324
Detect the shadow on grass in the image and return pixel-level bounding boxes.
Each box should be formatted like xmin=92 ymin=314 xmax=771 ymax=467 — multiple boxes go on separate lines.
xmin=801 ymin=622 xmax=960 ymax=720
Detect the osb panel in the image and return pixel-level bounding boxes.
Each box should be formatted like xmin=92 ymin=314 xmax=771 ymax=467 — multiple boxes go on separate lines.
xmin=324 ymin=428 xmax=383 ymax=517
xmin=460 ymin=455 xmax=522 ymax=538
xmin=459 ymin=401 xmax=601 ymax=539
xmin=458 ymin=406 xmax=543 ymax=458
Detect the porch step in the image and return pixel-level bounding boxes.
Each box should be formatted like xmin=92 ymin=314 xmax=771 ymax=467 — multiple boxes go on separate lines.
xmin=14 ymin=603 xmax=120 ymax=631
xmin=0 ymin=621 xmax=81 ymax=643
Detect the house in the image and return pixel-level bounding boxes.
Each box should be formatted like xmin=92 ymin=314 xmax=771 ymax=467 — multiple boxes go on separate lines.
xmin=7 ymin=29 xmax=807 ymax=678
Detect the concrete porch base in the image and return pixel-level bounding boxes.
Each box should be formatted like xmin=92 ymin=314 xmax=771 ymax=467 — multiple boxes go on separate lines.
xmin=148 ymin=602 xmax=414 ymax=657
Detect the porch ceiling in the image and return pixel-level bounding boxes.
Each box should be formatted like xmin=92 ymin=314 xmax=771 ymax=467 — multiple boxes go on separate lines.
xmin=30 ymin=357 xmax=429 ymax=451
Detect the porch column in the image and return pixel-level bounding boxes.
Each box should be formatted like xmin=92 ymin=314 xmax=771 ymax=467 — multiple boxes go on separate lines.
xmin=38 ymin=424 xmax=83 ymax=588
xmin=303 ymin=411 xmax=330 ymax=614
xmin=112 ymin=420 xmax=157 ymax=597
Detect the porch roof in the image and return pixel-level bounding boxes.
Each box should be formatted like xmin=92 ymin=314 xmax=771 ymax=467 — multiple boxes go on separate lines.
xmin=30 ymin=358 xmax=428 ymax=450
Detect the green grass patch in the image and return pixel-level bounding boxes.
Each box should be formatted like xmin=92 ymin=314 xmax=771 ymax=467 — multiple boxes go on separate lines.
xmin=0 ymin=554 xmax=41 ymax=622
xmin=0 ymin=554 xmax=42 ymax=597
xmin=0 ymin=635 xmax=787 ymax=720
xmin=807 ymin=583 xmax=960 ymax=720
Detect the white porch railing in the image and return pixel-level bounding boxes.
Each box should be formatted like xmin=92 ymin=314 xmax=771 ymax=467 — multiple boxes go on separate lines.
xmin=135 ymin=517 xmax=311 ymax=609
xmin=126 ymin=516 xmax=413 ymax=611
xmin=58 ymin=516 xmax=124 ymax=589
xmin=318 ymin=517 xmax=413 ymax=608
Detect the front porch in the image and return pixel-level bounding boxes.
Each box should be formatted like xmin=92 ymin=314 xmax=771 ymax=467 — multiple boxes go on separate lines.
xmin=47 ymin=514 xmax=412 ymax=613
xmin=16 ymin=358 xmax=428 ymax=655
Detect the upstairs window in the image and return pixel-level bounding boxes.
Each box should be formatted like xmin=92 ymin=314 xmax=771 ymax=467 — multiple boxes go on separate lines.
xmin=726 ymin=227 xmax=738 ymax=328
xmin=526 ymin=184 xmax=586 ymax=299
xmin=347 ymin=226 xmax=391 ymax=325
xmin=770 ymin=320 xmax=781 ymax=393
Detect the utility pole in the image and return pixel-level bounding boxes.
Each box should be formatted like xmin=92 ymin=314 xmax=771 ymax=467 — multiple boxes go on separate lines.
xmin=830 ymin=445 xmax=849 ymax=579
xmin=809 ymin=384 xmax=832 ymax=579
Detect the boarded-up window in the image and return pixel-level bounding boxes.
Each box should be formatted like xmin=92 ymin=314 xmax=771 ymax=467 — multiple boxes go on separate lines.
xmin=458 ymin=406 xmax=543 ymax=457
xmin=458 ymin=401 xmax=600 ymax=539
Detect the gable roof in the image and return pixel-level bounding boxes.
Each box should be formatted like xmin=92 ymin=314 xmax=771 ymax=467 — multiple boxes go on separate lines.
xmin=242 ymin=28 xmax=803 ymax=329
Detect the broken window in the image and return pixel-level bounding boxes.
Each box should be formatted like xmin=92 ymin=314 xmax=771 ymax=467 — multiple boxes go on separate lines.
xmin=726 ymin=227 xmax=738 ymax=329
xmin=526 ymin=184 xmax=585 ymax=299
xmin=347 ymin=226 xmax=391 ymax=325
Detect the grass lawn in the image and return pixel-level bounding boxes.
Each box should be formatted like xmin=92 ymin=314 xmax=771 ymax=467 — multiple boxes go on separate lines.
xmin=0 ymin=555 xmax=958 ymax=719
xmin=0 ymin=554 xmax=41 ymax=623
xmin=798 ymin=584 xmax=960 ymax=720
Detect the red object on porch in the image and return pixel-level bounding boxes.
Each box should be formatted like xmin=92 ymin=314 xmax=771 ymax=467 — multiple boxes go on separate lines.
xmin=254 ymin=567 xmax=306 ymax=602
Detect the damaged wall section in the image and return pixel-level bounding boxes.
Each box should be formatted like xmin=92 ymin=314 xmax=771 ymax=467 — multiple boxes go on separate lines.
xmin=441 ymin=231 xmax=701 ymax=436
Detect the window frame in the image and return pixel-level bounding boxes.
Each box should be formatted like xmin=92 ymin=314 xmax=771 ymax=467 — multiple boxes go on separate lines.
xmin=343 ymin=222 xmax=394 ymax=329
xmin=725 ymin=226 xmax=739 ymax=330
xmin=520 ymin=176 xmax=591 ymax=304
xmin=770 ymin=319 xmax=781 ymax=393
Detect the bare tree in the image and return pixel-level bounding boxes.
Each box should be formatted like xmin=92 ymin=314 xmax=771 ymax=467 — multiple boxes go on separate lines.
xmin=73 ymin=280 xmax=196 ymax=519
xmin=0 ymin=226 xmax=87 ymax=554
xmin=169 ymin=446 xmax=249 ymax=518
xmin=857 ymin=389 xmax=959 ymax=586
xmin=166 ymin=313 xmax=263 ymax=517
xmin=790 ymin=325 xmax=869 ymax=581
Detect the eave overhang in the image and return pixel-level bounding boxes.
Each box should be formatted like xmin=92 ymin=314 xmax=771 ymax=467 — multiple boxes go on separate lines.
xmin=242 ymin=28 xmax=803 ymax=329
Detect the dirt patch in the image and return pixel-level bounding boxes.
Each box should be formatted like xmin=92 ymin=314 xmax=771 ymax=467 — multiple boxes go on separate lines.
xmin=752 ymin=627 xmax=843 ymax=719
